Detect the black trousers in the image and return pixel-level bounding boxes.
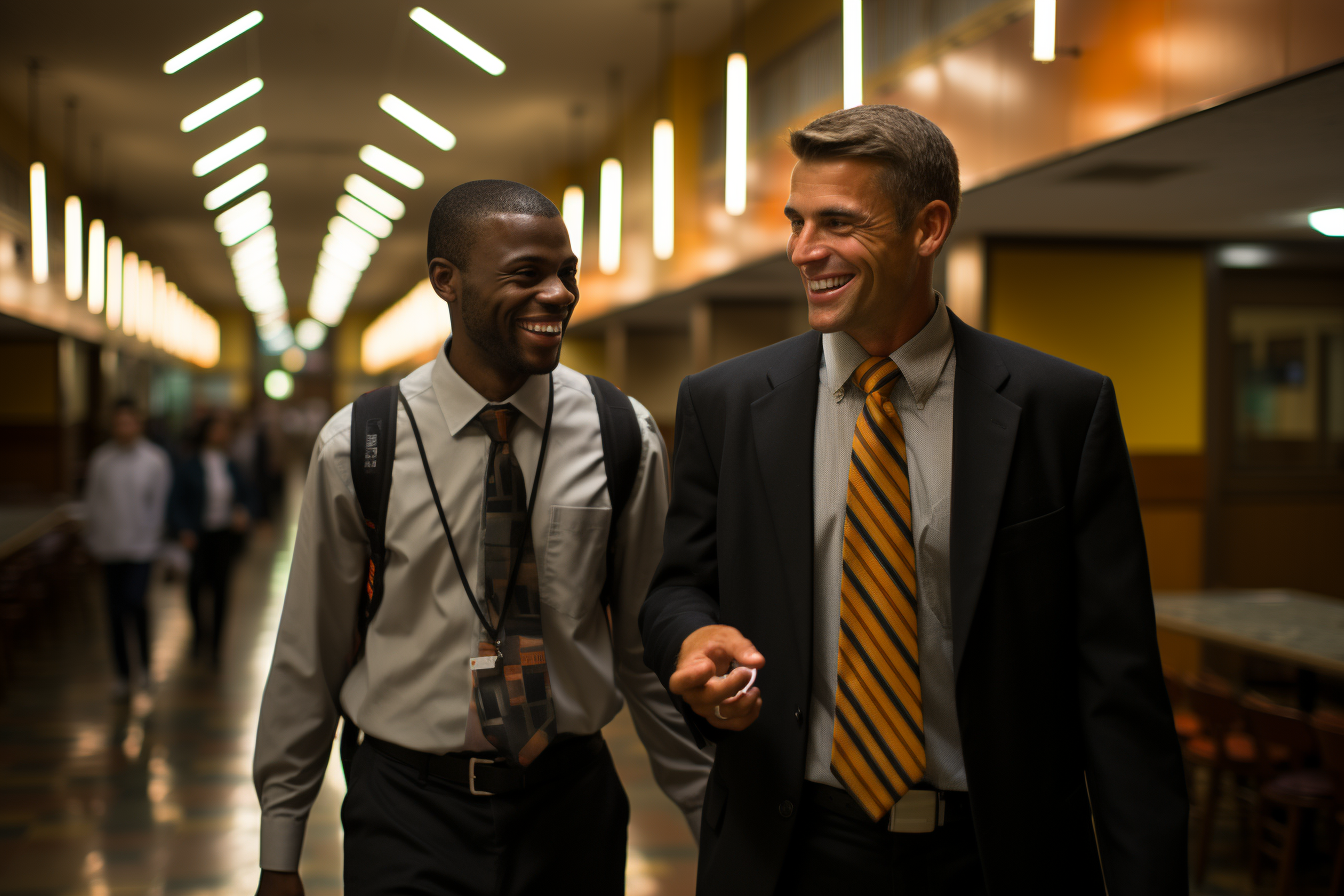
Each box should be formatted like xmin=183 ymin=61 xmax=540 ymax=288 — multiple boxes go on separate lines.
xmin=343 ymin=738 xmax=630 ymax=896
xmin=103 ymin=561 xmax=152 ymax=681
xmin=775 ymin=787 xmax=988 ymax=896
xmin=187 ymin=529 xmax=241 ymax=661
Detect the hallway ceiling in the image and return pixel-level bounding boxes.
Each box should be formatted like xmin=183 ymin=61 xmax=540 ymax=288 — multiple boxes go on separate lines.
xmin=0 ymin=1 xmax=749 ymax=317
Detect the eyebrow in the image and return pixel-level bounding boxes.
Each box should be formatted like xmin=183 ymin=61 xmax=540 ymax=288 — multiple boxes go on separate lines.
xmin=784 ymin=204 xmax=862 ymax=219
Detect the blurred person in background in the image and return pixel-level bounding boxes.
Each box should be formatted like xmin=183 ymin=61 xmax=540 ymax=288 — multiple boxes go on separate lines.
xmin=83 ymin=398 xmax=173 ymax=698
xmin=171 ymin=410 xmax=254 ymax=667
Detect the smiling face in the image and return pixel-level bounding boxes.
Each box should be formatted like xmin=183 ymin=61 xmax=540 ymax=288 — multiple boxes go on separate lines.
xmin=785 ymin=156 xmax=948 ymax=355
xmin=432 ymin=212 xmax=578 ymax=399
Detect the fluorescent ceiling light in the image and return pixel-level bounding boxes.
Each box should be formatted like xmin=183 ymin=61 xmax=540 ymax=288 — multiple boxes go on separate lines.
xmin=29 ymin=163 xmax=48 ymax=284
xmin=337 ymin=194 xmax=393 ymax=238
xmin=329 ymin=216 xmax=381 ymax=256
xmin=221 ymin=208 xmax=273 ymax=246
xmin=317 ymin=254 xmax=364 ymax=281
xmin=122 ymin=251 xmax=139 ymax=335
xmin=408 ymin=7 xmax=506 ymax=76
xmin=725 ymin=53 xmax=748 ymax=216
xmin=138 ymin=260 xmax=155 ymax=343
xmin=205 ymin=163 xmax=267 ymax=210
xmin=562 ymin=186 xmax=584 ymax=266
xmin=181 ymin=78 xmax=263 ymax=132
xmin=378 ymin=94 xmax=456 ymax=150
xmin=652 ymin=120 xmax=674 ymax=261
xmin=214 ymin=191 xmax=271 ymax=233
xmin=321 ymin=237 xmax=373 ymax=272
xmin=843 ymin=0 xmax=863 ymax=108
xmin=294 ymin=318 xmax=328 ymax=350
xmin=230 ymin=226 xmax=276 ymax=263
xmin=164 ymin=10 xmax=264 ymax=74
xmin=1218 ymin=245 xmax=1276 ymax=268
xmin=193 ymin=126 xmax=266 ymax=177
xmin=1033 ymin=0 xmax=1056 ymax=62
xmin=106 ymin=236 xmax=123 ymax=329
xmin=65 ymin=196 xmax=83 ymax=299
xmin=263 ymin=369 xmax=294 ymax=400
xmin=1308 ymin=208 xmax=1344 ymax=237
xmin=88 ymin=219 xmax=106 ymax=314
xmin=359 ymin=144 xmax=424 ymax=189
xmin=344 ymin=174 xmax=405 ymax=220
xmin=598 ymin=158 xmax=622 ymax=276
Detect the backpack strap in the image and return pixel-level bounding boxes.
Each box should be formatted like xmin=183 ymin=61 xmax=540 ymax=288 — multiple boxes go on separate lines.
xmin=341 ymin=382 xmax=399 ymax=776
xmin=586 ymin=375 xmax=642 ymax=610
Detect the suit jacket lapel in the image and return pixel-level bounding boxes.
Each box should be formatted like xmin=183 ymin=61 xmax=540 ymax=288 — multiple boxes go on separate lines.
xmin=751 ymin=332 xmax=822 ymax=667
xmin=948 ymin=314 xmax=1021 ymax=676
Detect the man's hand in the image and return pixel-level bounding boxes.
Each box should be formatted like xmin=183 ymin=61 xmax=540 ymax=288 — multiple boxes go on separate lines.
xmin=670 ymin=625 xmax=764 ymax=731
xmin=256 ymin=870 xmax=304 ymax=896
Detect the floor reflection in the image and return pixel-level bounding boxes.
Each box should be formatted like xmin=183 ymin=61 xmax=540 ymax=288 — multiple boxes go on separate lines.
xmin=0 ymin=477 xmax=696 ymax=895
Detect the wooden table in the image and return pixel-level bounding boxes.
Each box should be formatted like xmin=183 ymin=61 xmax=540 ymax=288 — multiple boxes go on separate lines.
xmin=1154 ymin=590 xmax=1344 ymax=708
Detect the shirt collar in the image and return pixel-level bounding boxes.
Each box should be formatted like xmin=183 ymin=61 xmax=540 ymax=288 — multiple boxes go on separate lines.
xmin=821 ymin=292 xmax=954 ymax=405
xmin=431 ymin=339 xmax=553 ymax=437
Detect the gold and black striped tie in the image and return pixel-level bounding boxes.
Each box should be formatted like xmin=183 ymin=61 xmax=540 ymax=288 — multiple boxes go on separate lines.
xmin=831 ymin=355 xmax=925 ymax=821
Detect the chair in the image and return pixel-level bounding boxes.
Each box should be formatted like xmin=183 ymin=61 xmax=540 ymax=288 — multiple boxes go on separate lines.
xmin=1183 ymin=673 xmax=1261 ymax=885
xmin=1243 ymin=694 xmax=1334 ymax=896
xmin=1312 ymin=711 xmax=1344 ymax=896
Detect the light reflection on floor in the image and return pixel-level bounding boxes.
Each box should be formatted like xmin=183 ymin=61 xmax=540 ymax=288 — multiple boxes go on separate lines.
xmin=0 ymin=476 xmax=697 ymax=894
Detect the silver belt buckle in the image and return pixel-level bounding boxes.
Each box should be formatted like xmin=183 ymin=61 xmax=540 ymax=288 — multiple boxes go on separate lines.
xmin=467 ymin=757 xmax=499 ymax=796
xmin=887 ymin=790 xmax=940 ymax=833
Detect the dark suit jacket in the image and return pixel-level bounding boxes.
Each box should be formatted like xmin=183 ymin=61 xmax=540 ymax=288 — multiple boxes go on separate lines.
xmin=640 ymin=314 xmax=1188 ymax=896
xmin=169 ymin=454 xmax=255 ymax=536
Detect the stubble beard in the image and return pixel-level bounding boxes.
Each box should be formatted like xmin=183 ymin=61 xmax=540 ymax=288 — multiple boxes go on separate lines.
xmin=459 ymin=281 xmax=564 ymax=379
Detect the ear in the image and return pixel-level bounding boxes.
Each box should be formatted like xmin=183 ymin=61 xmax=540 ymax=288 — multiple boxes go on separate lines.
xmin=913 ymin=200 xmax=953 ymax=259
xmin=429 ymin=258 xmax=462 ymax=306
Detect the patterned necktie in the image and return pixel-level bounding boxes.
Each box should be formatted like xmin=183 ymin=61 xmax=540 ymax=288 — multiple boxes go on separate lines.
xmin=469 ymin=404 xmax=556 ymax=766
xmin=831 ymin=356 xmax=925 ymax=820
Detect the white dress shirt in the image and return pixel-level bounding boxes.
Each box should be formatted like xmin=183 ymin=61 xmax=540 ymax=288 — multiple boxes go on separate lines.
xmin=254 ymin=345 xmax=712 ymax=871
xmin=806 ymin=293 xmax=968 ymax=792
xmin=82 ymin=438 xmax=173 ymax=563
xmin=200 ymin=449 xmax=234 ymax=531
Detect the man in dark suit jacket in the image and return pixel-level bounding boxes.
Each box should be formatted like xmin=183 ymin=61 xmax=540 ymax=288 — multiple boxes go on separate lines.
xmin=640 ymin=105 xmax=1188 ymax=895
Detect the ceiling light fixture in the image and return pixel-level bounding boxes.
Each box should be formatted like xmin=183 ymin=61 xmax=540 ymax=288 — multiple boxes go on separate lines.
xmin=122 ymin=251 xmax=139 ymax=336
xmin=319 ymin=245 xmax=370 ymax=275
xmin=1033 ymin=0 xmax=1056 ymax=62
xmin=843 ymin=0 xmax=863 ymax=108
xmin=230 ymin=225 xmax=276 ymax=263
xmin=294 ymin=318 xmax=328 ymax=351
xmin=408 ymin=7 xmax=506 ymax=76
xmin=359 ymin=144 xmax=424 ymax=189
xmin=329 ymin=216 xmax=380 ymax=256
xmin=180 ymin=78 xmax=263 ymax=132
xmin=598 ymin=158 xmax=622 ymax=275
xmin=221 ymin=210 xmax=272 ymax=247
xmin=1308 ymin=208 xmax=1344 ymax=237
xmin=29 ymin=163 xmax=48 ymax=284
xmin=138 ymin=260 xmax=155 ymax=343
xmin=652 ymin=120 xmax=674 ymax=260
xmin=725 ymin=53 xmax=748 ymax=216
xmin=562 ymin=186 xmax=584 ymax=267
xmin=344 ymin=174 xmax=405 ymax=220
xmin=337 ymin=194 xmax=393 ymax=239
xmin=378 ymin=94 xmax=456 ymax=150
xmin=106 ymin=237 xmax=123 ymax=329
xmin=64 ymin=196 xmax=82 ymax=299
xmin=215 ymin=191 xmax=271 ymax=233
xmin=204 ymin=162 xmax=267 ymax=210
xmin=164 ymin=10 xmax=264 ymax=74
xmin=193 ymin=126 xmax=266 ymax=176
xmin=88 ymin=219 xmax=106 ymax=314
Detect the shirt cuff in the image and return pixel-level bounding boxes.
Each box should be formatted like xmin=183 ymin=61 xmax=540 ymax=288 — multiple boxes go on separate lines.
xmin=259 ymin=814 xmax=307 ymax=872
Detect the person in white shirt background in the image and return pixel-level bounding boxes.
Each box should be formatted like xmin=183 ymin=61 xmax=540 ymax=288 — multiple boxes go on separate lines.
xmin=170 ymin=411 xmax=254 ymax=667
xmin=82 ymin=398 xmax=174 ymax=698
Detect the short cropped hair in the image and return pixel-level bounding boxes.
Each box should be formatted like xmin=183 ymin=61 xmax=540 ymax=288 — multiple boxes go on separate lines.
xmin=111 ymin=396 xmax=140 ymax=415
xmin=427 ymin=180 xmax=560 ymax=269
xmin=789 ymin=105 xmax=961 ymax=231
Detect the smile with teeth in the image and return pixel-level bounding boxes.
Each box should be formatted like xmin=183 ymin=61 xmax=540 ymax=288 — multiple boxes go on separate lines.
xmin=519 ymin=320 xmax=563 ymax=335
xmin=808 ymin=275 xmax=853 ymax=292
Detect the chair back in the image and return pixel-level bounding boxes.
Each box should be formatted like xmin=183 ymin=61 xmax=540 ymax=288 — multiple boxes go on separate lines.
xmin=1241 ymin=694 xmax=1316 ymax=773
xmin=1184 ymin=674 xmax=1242 ymax=744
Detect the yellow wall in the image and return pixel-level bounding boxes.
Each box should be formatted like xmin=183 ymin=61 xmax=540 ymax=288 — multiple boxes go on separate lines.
xmin=0 ymin=343 xmax=59 ymax=423
xmin=988 ymin=245 xmax=1205 ymax=454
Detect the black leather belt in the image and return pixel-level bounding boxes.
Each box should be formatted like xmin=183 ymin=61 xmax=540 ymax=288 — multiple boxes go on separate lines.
xmin=365 ymin=733 xmax=605 ymax=796
xmin=802 ymin=781 xmax=972 ymax=828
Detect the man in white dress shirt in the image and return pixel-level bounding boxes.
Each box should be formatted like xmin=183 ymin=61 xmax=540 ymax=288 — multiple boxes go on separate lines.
xmin=254 ymin=180 xmax=710 ymax=895
xmin=83 ymin=398 xmax=173 ymax=697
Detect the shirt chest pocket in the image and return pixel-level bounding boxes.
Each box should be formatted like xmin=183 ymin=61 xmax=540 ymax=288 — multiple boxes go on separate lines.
xmin=540 ymin=506 xmax=611 ymax=619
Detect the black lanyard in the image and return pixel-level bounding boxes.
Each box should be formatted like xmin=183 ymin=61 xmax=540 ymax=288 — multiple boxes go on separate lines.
xmin=397 ymin=374 xmax=554 ymax=653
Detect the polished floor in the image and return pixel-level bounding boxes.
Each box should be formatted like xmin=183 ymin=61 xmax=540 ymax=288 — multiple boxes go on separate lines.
xmin=0 ymin=485 xmax=696 ymax=895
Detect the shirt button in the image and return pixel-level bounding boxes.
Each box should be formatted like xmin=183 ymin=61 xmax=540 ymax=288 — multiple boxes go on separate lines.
xmin=833 ymin=389 xmax=844 ymax=401
xmin=778 ymin=800 xmax=794 ymax=818
xmin=917 ymin=402 xmax=925 ymax=410
xmin=794 ymin=707 xmax=803 ymax=727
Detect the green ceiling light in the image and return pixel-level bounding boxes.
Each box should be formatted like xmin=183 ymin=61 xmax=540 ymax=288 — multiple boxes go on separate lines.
xmin=164 ymin=11 xmax=264 ymax=74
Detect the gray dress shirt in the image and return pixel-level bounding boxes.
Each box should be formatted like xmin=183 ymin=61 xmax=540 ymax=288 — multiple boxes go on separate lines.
xmin=254 ymin=346 xmax=712 ymax=871
xmin=806 ymin=293 xmax=968 ymax=792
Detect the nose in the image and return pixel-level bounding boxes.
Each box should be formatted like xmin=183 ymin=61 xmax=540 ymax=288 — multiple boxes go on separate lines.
xmin=537 ymin=274 xmax=577 ymax=309
xmin=789 ymin=222 xmax=828 ymax=269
